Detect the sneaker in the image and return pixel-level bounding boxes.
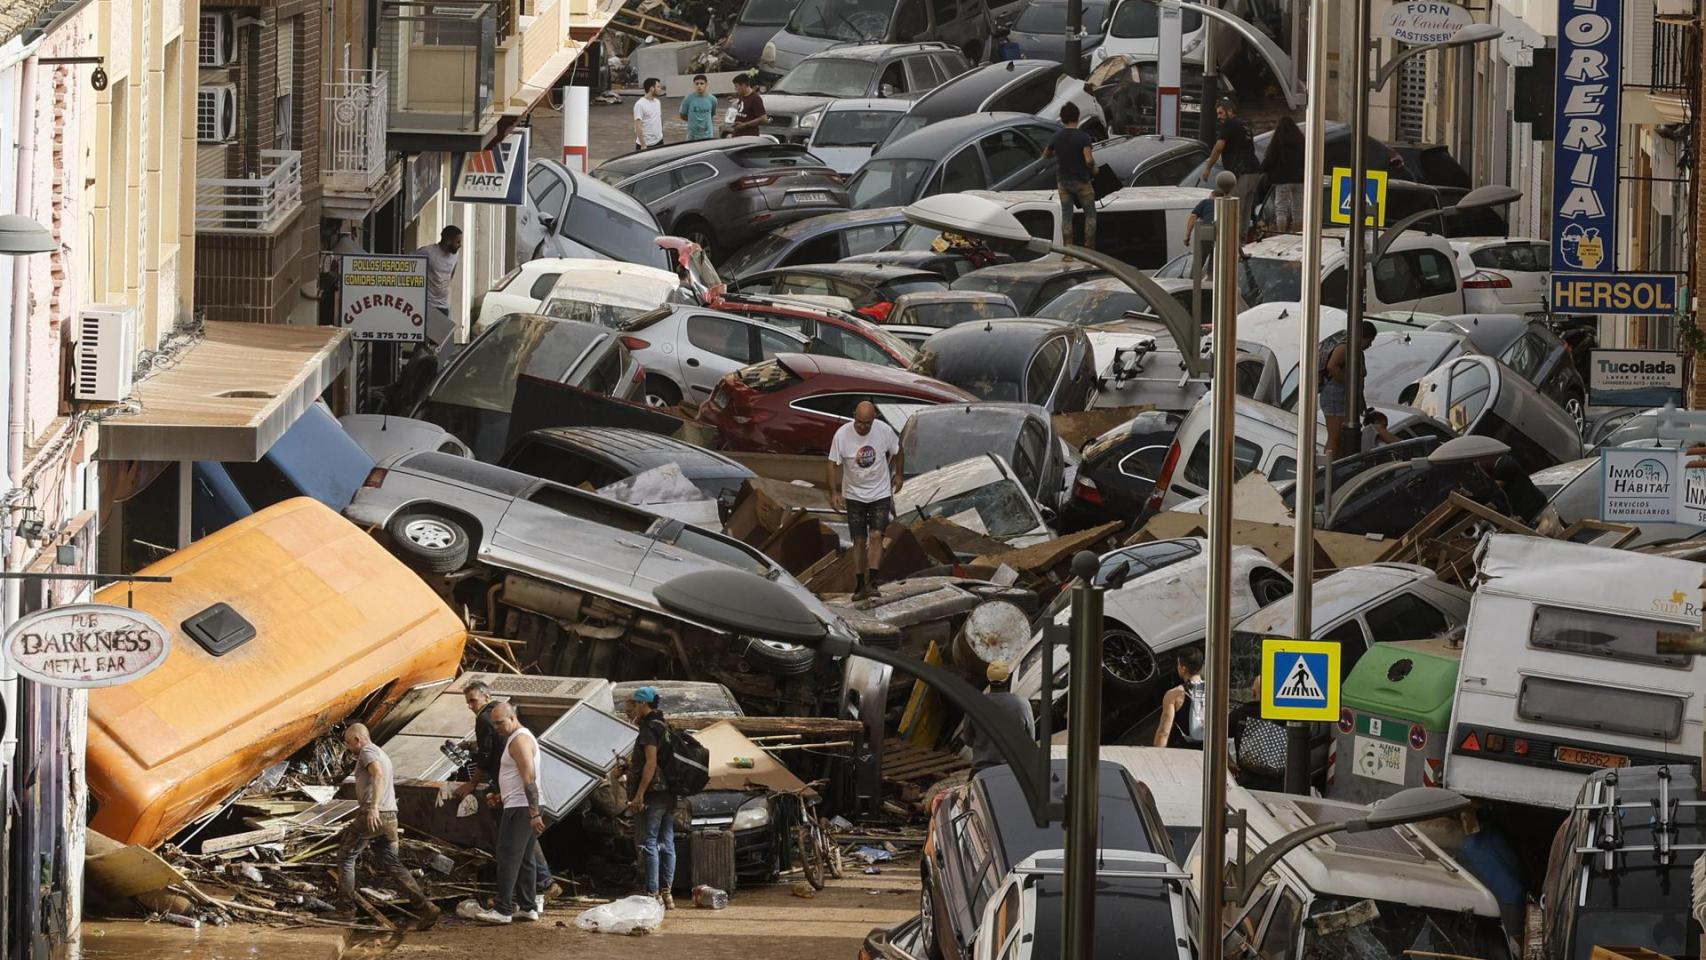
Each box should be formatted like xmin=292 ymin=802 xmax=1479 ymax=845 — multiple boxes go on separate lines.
xmin=512 ymin=908 xmax=540 ymax=922
xmin=661 ymin=890 xmax=675 ymax=910
xmin=535 ymin=895 xmax=546 ymax=914
xmin=472 ymin=908 xmax=512 ymax=925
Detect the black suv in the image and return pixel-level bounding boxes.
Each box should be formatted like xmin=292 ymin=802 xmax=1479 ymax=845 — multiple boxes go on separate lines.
xmin=921 ymin=760 xmax=1176 ymax=960
xmin=1541 ymin=766 xmax=1706 ymax=960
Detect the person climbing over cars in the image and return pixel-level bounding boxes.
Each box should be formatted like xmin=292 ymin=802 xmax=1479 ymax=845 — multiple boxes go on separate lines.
xmin=828 ymin=401 xmax=904 ymax=601
xmin=1154 ymin=648 xmax=1206 ymax=749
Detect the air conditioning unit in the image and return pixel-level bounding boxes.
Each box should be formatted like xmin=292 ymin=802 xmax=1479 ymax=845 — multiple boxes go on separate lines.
xmin=74 ymin=305 xmax=138 ymax=402
xmin=199 ymin=12 xmax=236 ymax=67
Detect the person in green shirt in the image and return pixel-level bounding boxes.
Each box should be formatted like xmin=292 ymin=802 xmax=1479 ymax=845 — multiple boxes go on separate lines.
xmin=679 ymin=74 xmax=718 ymax=141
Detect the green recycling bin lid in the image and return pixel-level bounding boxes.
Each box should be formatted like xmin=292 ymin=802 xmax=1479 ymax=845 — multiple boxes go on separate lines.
xmin=1342 ymin=637 xmax=1461 ymax=732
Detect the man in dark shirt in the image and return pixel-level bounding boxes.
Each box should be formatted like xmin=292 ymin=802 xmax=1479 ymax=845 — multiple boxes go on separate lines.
xmin=1200 ymin=98 xmax=1261 ymax=230
xmin=1043 ymin=102 xmax=1096 ymax=251
xmin=624 ymin=686 xmax=678 ymax=907
xmin=731 ymin=73 xmax=768 ymax=137
xmin=454 ymin=682 xmax=556 ymax=907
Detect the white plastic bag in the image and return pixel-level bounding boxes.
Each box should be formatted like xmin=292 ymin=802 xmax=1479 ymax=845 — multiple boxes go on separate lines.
xmin=573 ymin=895 xmax=665 ymax=935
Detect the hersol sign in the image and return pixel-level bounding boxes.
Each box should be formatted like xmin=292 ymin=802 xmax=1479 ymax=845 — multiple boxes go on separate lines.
xmin=5 ymin=604 xmax=171 ymax=688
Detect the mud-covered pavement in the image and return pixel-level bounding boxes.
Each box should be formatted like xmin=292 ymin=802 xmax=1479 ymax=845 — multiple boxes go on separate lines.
xmin=391 ymin=870 xmax=919 ymax=960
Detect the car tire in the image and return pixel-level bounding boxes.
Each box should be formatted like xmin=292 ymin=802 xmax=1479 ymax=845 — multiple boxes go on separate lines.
xmin=1250 ymin=569 xmax=1292 ymax=606
xmin=743 ymin=636 xmax=818 ymax=676
xmin=387 ymin=511 xmax=471 ymax=574
xmin=1102 ymin=625 xmax=1159 ymax=690
xmin=676 ymin=218 xmax=718 ymax=261
xmin=644 ymin=374 xmax=683 ymax=409
xmin=920 ymin=864 xmax=946 ymax=960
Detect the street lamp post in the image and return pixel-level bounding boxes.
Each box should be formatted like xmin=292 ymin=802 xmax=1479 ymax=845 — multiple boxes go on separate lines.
xmin=655 ymin=561 xmax=1122 ymax=951
xmin=1341 ymin=22 xmax=1504 ymax=456
xmin=902 ymin=193 xmax=1209 ymax=376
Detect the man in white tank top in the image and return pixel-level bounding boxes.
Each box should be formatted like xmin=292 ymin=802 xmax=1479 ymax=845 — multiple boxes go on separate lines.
xmin=473 ymin=703 xmax=547 ymax=924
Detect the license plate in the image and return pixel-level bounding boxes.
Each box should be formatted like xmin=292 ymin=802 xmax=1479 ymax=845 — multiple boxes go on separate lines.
xmin=1353 ymin=735 xmax=1407 ymax=785
xmin=789 ymin=190 xmax=831 ymax=204
xmin=1555 ymin=746 xmax=1630 ymax=769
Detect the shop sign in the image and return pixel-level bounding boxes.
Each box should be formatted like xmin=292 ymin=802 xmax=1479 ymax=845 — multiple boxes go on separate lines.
xmin=1381 ymin=1 xmax=1474 ymax=44
xmin=339 ymin=255 xmax=428 ymax=343
xmin=1551 ymin=0 xmax=1621 ymax=282
xmin=1587 ymin=348 xmax=1684 ymax=406
xmin=5 ymin=604 xmax=171 ymax=688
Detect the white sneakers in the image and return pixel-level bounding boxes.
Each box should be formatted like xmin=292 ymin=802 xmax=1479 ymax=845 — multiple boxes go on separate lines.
xmin=471 ymin=902 xmax=541 ymax=923
xmin=472 ymin=908 xmax=512 ymax=925
xmin=512 ymin=908 xmax=540 ymax=922
xmin=536 ymin=895 xmax=546 ymax=914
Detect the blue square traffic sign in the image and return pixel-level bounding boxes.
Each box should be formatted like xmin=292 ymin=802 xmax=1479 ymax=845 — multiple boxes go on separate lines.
xmin=1260 ymin=638 xmax=1341 ymax=721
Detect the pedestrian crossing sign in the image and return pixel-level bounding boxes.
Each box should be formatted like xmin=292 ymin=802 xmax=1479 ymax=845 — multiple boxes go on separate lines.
xmin=1260 ymin=638 xmax=1340 ymax=722
xmin=1329 ymin=167 xmax=1388 ymax=227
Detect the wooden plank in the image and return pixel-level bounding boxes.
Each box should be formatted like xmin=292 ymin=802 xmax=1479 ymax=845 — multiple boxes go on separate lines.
xmin=199 ymin=826 xmax=290 ymax=855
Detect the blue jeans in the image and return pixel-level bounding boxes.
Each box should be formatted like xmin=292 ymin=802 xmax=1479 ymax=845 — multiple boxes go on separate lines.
xmin=637 ymin=795 xmax=677 ymax=894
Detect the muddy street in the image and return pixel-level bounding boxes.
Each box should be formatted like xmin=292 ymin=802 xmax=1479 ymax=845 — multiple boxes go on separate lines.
xmin=391 ymin=871 xmax=918 ymax=959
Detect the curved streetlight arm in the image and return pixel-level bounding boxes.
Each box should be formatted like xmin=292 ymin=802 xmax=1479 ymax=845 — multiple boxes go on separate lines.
xmin=1373 ymin=40 xmax=1451 ymax=91
xmin=1026 ymin=237 xmax=1207 ymax=378
xmin=816 ymin=632 xmax=1066 ymax=828
xmin=1371 ymin=205 xmax=1455 ymax=263
xmin=1228 ymin=820 xmax=1348 ymax=905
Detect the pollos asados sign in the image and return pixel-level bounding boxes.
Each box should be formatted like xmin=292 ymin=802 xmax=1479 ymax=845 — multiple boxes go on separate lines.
xmin=4 ymin=603 xmax=171 ymax=688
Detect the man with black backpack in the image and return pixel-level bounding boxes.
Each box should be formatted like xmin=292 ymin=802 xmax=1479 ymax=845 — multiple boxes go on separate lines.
xmin=624 ymin=686 xmax=680 ymax=908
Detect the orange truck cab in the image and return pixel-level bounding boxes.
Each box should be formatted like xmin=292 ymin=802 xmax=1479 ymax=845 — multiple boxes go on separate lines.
xmin=87 ymin=497 xmax=467 ymax=848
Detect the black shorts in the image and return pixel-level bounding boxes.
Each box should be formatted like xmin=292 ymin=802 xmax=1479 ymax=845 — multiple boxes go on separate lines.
xmin=845 ymin=497 xmax=893 ymax=540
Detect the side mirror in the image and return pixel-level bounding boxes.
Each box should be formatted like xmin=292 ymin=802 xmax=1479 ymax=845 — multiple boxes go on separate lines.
xmin=538 ymin=212 xmax=558 ymax=232
xmin=880 ymin=82 xmax=898 ymax=98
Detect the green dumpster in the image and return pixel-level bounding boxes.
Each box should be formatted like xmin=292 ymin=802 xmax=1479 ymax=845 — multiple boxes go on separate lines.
xmin=1328 ymin=637 xmax=1460 ymax=805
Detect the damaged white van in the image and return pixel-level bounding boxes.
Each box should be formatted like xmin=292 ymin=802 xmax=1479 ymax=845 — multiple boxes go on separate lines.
xmin=1445 ymin=535 xmax=1706 ymax=809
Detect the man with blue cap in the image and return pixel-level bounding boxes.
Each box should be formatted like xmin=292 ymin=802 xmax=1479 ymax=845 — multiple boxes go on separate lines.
xmin=624 ymin=685 xmax=678 ymax=908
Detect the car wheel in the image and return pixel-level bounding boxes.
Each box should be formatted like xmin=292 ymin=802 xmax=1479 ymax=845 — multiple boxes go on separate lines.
xmin=920 ymin=866 xmax=946 ymax=960
xmin=1250 ymin=569 xmax=1292 ymax=606
xmin=743 ymin=636 xmax=819 ymax=676
xmin=386 ymin=511 xmax=471 ymax=574
xmin=644 ymin=374 xmax=683 ymax=409
xmin=1102 ymin=626 xmax=1159 ymax=689
xmin=677 ymin=218 xmax=717 ymax=261
xmin=1565 ymin=392 xmax=1587 ymax=434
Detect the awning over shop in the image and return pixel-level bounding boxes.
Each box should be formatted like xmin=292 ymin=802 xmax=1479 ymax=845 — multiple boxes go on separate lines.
xmin=98 ymin=321 xmax=352 ymax=463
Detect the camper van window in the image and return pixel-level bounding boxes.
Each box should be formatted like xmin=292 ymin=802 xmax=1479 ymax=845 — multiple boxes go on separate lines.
xmin=1517 ymin=676 xmax=1686 ymax=740
xmin=1305 ymin=897 xmax=1513 ymax=960
xmin=1530 ymin=606 xmax=1692 ymax=668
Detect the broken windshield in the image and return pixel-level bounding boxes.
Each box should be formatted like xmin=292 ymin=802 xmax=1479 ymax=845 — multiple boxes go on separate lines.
xmin=1303 ymin=898 xmax=1511 ymax=960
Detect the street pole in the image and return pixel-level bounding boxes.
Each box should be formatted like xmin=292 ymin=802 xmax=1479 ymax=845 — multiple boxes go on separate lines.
xmin=1198 ymin=0 xmax=1217 ymax=143
xmin=1065 ymin=0 xmax=1084 ymax=78
xmin=1063 ymin=551 xmax=1104 ymax=960
xmin=1342 ymin=0 xmax=1373 ymax=457
xmin=1286 ymin=0 xmax=1331 ymax=796
xmin=1197 ymin=170 xmax=1240 ymax=960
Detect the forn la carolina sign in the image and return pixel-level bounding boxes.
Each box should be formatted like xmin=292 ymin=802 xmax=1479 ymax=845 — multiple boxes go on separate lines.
xmin=5 ymin=604 xmax=170 ymax=688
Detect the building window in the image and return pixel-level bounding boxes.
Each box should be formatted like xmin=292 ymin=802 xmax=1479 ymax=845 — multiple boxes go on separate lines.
xmin=196 ymin=85 xmax=237 ymax=143
xmin=276 ymin=17 xmax=296 ymax=151
xmin=198 ymin=12 xmax=236 ymax=67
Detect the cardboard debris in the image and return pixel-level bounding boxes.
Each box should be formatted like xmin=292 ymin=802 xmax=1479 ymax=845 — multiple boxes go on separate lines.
xmin=1130 ymin=511 xmax=1389 ymax=573
xmin=85 ymin=833 xmax=188 ymax=899
xmin=723 ymin=451 xmax=828 ymax=488
xmin=1051 ymin=404 xmax=1154 ymax=449
xmin=1229 ymin=471 xmax=1292 ymax=525
xmin=696 ymin=720 xmax=814 ymax=795
xmin=973 ymin=522 xmax=1123 ymax=578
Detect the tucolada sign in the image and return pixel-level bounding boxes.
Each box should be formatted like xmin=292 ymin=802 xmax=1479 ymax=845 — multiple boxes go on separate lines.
xmin=1381 ymin=1 xmax=1474 ymax=44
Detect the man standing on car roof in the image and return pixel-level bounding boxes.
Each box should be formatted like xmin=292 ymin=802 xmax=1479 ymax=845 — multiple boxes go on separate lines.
xmin=624 ymin=686 xmax=678 ymax=909
xmin=1044 ymin=102 xmax=1097 ymax=253
xmin=335 ymin=724 xmax=440 ymax=927
xmin=828 ymin=400 xmax=904 ymax=601
xmin=453 ymin=681 xmax=558 ymax=912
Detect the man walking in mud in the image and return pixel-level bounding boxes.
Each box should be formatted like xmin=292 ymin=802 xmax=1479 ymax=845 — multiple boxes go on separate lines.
xmin=336 ymin=724 xmax=440 ymax=927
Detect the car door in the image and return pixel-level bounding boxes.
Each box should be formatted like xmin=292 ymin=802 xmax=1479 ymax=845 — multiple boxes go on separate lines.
xmin=1013 ymin=417 xmax=1051 ymax=501
xmin=520 ymin=164 xmax=571 ymax=260
xmin=929 ymin=146 xmax=990 ymax=199
xmin=841 ymin=222 xmax=904 ymax=257
xmin=877 ymin=59 xmax=911 ymax=98
xmin=1409 ymin=247 xmax=1464 ymax=313
xmin=679 ymin=312 xmax=760 ymax=398
xmin=980 ymin=127 xmax=1045 ymax=192
xmin=637 ymin=161 xmax=718 ymax=232
xmin=903 ymin=52 xmax=945 ymax=93
xmin=975 ymin=877 xmax=1025 ymax=960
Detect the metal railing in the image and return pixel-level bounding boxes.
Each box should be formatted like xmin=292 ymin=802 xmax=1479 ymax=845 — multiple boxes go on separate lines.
xmin=325 ymin=69 xmax=390 ymax=192
xmin=194 ymin=150 xmax=304 ymax=233
xmin=1652 ymin=21 xmax=1693 ymax=92
xmin=378 ymin=0 xmax=497 ymax=135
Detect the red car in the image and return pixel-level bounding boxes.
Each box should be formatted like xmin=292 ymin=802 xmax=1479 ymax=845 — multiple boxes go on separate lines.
xmin=700 ymin=352 xmax=977 ymax=454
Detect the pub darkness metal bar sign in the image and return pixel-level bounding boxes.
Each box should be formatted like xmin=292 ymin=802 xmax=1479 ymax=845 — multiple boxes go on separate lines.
xmin=1549 ymin=0 xmax=1680 ymax=314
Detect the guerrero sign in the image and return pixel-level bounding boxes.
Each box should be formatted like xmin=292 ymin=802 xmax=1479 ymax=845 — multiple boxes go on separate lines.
xmin=5 ymin=604 xmax=170 ymax=688
xmin=1381 ymin=1 xmax=1473 ymax=44
xmin=340 ymin=255 xmax=428 ymax=343
xmin=1551 ymin=0 xmax=1627 ymax=299
xmin=1588 ymin=348 xmax=1684 ymax=406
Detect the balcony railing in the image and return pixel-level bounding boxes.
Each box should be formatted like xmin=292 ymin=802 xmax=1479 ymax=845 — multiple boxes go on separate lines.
xmin=194 ymin=150 xmax=304 ymax=234
xmin=326 ymin=69 xmax=390 ymax=193
xmin=1653 ymin=21 xmax=1693 ymax=93
xmin=379 ymin=0 xmax=497 ymax=136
